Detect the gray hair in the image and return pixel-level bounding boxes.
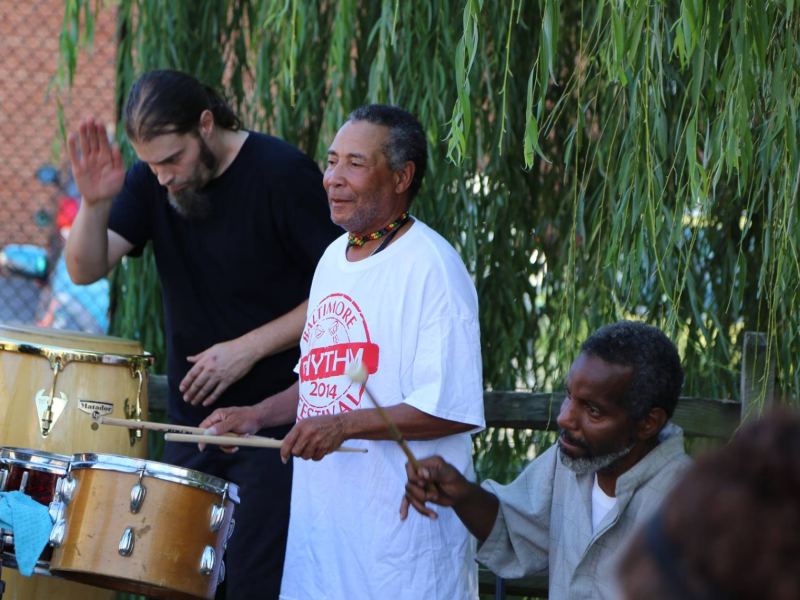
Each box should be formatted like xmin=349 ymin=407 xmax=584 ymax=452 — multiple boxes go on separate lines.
xmin=581 ymin=321 xmax=685 ymax=421
xmin=346 ymin=104 xmax=428 ymax=203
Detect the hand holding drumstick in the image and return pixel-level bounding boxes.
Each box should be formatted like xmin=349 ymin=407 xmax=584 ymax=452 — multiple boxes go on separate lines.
xmin=344 ymin=363 xmax=437 ymax=495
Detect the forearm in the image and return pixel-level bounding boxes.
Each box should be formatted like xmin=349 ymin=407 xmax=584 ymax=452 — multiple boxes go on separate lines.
xmin=452 ymin=484 xmax=500 ymax=542
xmin=238 ymin=300 xmax=308 ymax=360
xmin=65 ymin=202 xmax=113 ymax=284
xmin=339 ymin=403 xmax=473 ymax=442
xmin=254 ymin=381 xmax=300 ymax=429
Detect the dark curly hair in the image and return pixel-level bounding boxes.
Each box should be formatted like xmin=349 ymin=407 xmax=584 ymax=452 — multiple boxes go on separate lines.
xmin=124 ymin=70 xmax=241 ymax=143
xmin=580 ymin=320 xmax=684 ymax=420
xmin=619 ymin=410 xmax=800 ymax=600
xmin=346 ymin=104 xmax=428 ymax=203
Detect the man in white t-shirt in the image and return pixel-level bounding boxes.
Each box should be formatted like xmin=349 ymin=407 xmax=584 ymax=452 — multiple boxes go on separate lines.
xmin=200 ymin=105 xmax=485 ymax=600
xmin=402 ymin=321 xmax=691 ymax=600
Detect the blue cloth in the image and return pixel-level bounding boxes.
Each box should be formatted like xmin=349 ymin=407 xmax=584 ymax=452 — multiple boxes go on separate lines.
xmin=0 ymin=491 xmax=52 ymax=576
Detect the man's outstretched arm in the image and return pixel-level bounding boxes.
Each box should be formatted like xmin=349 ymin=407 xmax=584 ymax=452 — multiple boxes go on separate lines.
xmin=400 ymin=455 xmax=500 ymax=542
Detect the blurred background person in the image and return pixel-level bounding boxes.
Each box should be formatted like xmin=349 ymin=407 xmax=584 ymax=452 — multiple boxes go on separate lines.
xmin=619 ymin=409 xmax=800 ymax=600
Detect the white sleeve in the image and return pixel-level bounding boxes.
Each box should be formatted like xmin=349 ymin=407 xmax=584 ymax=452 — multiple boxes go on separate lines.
xmin=402 ymin=313 xmax=486 ymax=429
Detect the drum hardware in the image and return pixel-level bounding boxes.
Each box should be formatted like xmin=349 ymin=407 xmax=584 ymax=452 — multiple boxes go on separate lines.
xmin=209 ymin=485 xmax=229 ymax=533
xmin=56 ymin=474 xmax=77 ymax=505
xmin=130 ymin=469 xmax=147 ymax=514
xmin=36 ymin=357 xmax=67 ymax=438
xmin=118 ymin=528 xmax=135 ymax=557
xmin=48 ymin=500 xmax=65 ymax=524
xmin=17 ymin=473 xmax=28 ymax=495
xmin=224 ymin=519 xmax=235 ymax=550
xmin=0 ymin=470 xmax=6 ymax=492
xmin=209 ymin=505 xmax=226 ymax=533
xmin=218 ymin=561 xmax=225 ymax=584
xmin=49 ymin=519 xmax=66 ymax=548
xmin=199 ymin=546 xmax=215 ymax=576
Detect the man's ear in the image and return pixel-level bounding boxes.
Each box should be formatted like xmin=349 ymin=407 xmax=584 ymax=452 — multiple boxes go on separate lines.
xmin=637 ymin=407 xmax=667 ymax=441
xmin=394 ymin=160 xmax=416 ymax=196
xmin=199 ymin=109 xmax=215 ymax=138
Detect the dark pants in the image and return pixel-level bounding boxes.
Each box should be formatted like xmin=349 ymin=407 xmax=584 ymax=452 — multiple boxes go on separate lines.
xmin=163 ymin=434 xmax=292 ymax=600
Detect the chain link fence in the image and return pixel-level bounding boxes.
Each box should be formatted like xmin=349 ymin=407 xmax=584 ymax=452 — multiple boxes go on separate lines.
xmin=0 ymin=0 xmax=117 ymax=333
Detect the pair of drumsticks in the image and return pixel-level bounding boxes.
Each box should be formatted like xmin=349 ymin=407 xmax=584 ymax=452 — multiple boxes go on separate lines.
xmin=98 ymin=362 xmax=428 ymax=471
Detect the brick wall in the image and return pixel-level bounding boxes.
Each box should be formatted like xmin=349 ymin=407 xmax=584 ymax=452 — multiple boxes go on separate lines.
xmin=0 ymin=0 xmax=117 ymax=250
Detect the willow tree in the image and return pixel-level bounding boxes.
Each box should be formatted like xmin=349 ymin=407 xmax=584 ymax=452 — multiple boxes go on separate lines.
xmin=59 ymin=0 xmax=799 ymax=474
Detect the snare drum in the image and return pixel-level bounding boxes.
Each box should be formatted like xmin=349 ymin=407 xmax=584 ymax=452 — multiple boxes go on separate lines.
xmin=0 ymin=324 xmax=152 ymax=457
xmin=50 ymin=454 xmax=239 ymax=600
xmin=0 ymin=447 xmax=70 ymax=576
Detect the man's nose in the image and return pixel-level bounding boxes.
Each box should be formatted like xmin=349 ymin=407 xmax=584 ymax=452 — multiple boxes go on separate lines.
xmin=325 ymin=163 xmax=346 ymax=188
xmin=155 ymin=168 xmax=174 ymax=187
xmin=556 ymin=396 xmax=578 ymax=431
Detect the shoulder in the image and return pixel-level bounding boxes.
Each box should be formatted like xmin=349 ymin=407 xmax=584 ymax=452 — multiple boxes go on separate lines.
xmin=405 ymin=221 xmax=478 ymax=309
xmin=125 ymin=160 xmax=157 ymax=184
xmin=405 ymin=222 xmax=473 ymax=283
xmin=242 ymin=131 xmax=320 ymax=174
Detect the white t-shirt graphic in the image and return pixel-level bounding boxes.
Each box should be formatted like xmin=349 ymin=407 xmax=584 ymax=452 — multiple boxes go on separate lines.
xmin=280 ymin=220 xmax=485 ymax=600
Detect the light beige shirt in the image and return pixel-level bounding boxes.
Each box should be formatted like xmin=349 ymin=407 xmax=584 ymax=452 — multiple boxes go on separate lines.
xmin=477 ymin=423 xmax=690 ymax=600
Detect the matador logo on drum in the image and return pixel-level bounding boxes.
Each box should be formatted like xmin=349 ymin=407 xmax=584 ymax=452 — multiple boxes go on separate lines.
xmin=298 ymin=293 xmax=379 ymax=419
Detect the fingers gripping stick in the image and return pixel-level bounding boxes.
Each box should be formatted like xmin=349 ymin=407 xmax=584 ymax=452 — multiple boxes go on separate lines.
xmin=345 ymin=363 xmax=436 ymax=494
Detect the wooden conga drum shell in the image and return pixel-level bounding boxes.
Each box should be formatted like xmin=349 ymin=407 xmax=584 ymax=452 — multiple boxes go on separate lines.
xmin=50 ymin=454 xmax=239 ymax=600
xmin=0 ymin=324 xmax=151 ymax=457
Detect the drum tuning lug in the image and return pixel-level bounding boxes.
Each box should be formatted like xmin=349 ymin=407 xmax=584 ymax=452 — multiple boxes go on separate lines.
xmin=130 ymin=483 xmax=147 ymax=514
xmin=49 ymin=519 xmax=66 ymax=548
xmin=36 ymin=390 xmax=68 ymax=438
xmin=200 ymin=546 xmax=216 ymax=575
xmin=222 ymin=520 xmax=235 ymax=552
xmin=58 ymin=477 xmax=77 ymax=504
xmin=218 ymin=560 xmax=226 ymax=583
xmin=119 ymin=527 xmax=135 ymax=557
xmin=210 ymin=504 xmax=226 ymax=532
xmin=48 ymin=501 xmax=66 ymax=523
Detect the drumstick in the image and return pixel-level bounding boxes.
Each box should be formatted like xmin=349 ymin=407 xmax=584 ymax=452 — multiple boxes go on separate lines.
xmin=97 ymin=416 xmax=240 ymax=438
xmin=164 ymin=432 xmax=367 ymax=453
xmin=345 ymin=363 xmax=437 ymax=493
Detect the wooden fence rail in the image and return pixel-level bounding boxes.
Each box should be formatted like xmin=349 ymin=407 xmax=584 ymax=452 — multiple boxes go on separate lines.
xmin=145 ymin=381 xmax=742 ymax=439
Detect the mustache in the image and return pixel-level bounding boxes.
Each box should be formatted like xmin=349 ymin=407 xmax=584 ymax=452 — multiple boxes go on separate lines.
xmin=558 ymin=428 xmax=591 ymax=452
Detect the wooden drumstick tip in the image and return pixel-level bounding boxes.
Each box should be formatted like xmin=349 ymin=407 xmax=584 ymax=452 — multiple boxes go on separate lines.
xmin=345 ymin=362 xmax=369 ymax=384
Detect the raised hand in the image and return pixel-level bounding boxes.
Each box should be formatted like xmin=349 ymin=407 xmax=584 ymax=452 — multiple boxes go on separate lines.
xmin=67 ymin=117 xmax=125 ymax=204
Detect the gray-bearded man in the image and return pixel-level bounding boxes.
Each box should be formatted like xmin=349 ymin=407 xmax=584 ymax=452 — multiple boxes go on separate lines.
xmin=402 ymin=320 xmax=691 ymax=600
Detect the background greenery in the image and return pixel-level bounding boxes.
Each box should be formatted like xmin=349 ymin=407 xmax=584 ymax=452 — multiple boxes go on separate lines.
xmin=57 ymin=1 xmax=799 ymax=596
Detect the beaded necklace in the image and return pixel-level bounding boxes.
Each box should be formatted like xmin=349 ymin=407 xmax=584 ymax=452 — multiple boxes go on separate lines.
xmin=347 ymin=212 xmax=410 ymax=247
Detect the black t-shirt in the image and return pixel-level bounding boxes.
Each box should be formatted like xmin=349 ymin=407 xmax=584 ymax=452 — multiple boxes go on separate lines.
xmin=109 ymin=132 xmax=342 ymax=428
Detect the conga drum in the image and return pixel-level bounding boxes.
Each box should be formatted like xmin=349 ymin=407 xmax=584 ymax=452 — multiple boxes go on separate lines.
xmin=0 ymin=324 xmax=153 ymax=599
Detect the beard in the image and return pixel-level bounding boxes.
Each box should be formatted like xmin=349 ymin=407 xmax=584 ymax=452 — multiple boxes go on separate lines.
xmin=167 ymin=137 xmax=218 ymax=221
xmin=558 ymin=428 xmax=636 ymax=475
xmin=329 ymin=190 xmax=384 ymax=233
